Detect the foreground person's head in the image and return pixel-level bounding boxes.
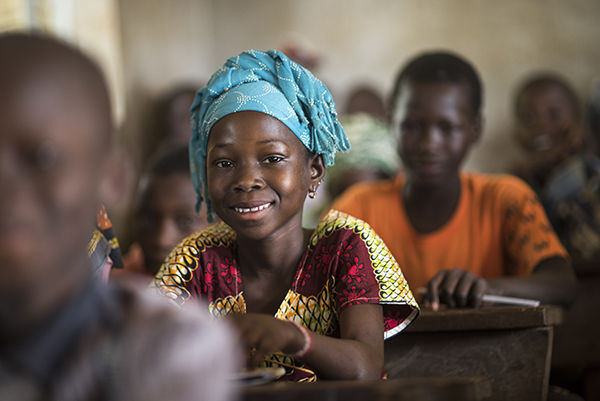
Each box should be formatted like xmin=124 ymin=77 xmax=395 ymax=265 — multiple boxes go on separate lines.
xmin=0 ymin=33 xmax=115 ymax=330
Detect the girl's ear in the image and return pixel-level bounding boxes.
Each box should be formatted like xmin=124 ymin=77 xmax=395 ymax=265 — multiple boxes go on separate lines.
xmin=309 ymin=154 xmax=326 ymax=184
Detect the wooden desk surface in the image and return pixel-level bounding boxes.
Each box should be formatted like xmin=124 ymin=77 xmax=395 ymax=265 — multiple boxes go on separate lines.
xmin=386 ymin=306 xmax=565 ymax=401
xmin=405 ymin=305 xmax=565 ymax=332
xmin=242 ymin=377 xmax=492 ymax=401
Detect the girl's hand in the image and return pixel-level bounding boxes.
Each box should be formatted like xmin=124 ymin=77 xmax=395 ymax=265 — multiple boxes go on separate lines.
xmin=227 ymin=313 xmax=305 ymax=369
xmin=425 ymin=268 xmax=490 ymax=310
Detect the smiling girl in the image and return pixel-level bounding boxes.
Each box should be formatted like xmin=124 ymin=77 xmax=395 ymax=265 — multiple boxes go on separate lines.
xmin=151 ymin=50 xmax=418 ymax=382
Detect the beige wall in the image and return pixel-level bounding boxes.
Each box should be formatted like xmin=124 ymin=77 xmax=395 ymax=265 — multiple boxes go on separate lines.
xmin=118 ymin=0 xmax=600 ymax=173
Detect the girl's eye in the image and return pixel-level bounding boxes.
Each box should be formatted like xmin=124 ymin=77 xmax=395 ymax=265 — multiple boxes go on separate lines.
xmin=215 ymin=160 xmax=233 ymax=168
xmin=264 ymin=156 xmax=282 ymax=163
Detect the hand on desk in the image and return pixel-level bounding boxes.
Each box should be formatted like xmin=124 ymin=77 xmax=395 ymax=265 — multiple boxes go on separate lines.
xmin=422 ymin=257 xmax=577 ymax=310
xmin=423 ymin=268 xmax=496 ymax=311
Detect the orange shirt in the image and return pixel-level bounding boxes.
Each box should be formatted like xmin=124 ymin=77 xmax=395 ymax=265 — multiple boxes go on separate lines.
xmin=330 ymin=172 xmax=569 ymax=291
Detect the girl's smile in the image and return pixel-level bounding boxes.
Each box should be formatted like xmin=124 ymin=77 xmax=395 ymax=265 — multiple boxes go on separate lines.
xmin=233 ymin=202 xmax=272 ymax=214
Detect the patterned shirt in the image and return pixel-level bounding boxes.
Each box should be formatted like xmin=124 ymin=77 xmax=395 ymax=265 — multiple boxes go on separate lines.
xmin=152 ymin=210 xmax=419 ymax=381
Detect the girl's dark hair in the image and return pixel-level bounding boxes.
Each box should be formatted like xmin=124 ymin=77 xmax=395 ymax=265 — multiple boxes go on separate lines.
xmin=389 ymin=51 xmax=483 ymax=120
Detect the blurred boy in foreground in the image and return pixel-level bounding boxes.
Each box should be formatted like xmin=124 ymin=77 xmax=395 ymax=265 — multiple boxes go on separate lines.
xmin=0 ymin=33 xmax=237 ymax=401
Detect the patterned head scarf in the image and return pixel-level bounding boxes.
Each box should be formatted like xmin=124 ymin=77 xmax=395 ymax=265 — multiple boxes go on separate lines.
xmin=327 ymin=113 xmax=400 ymax=182
xmin=190 ymin=49 xmax=350 ymax=222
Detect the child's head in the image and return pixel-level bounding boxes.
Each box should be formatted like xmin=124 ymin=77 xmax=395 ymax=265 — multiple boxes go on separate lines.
xmin=189 ymin=50 xmax=349 ymax=234
xmin=0 ymin=34 xmax=114 ymax=300
xmin=514 ymin=74 xmax=581 ymax=153
xmin=158 ymin=85 xmax=198 ymax=145
xmin=389 ymin=51 xmax=483 ymax=187
xmin=345 ymin=86 xmax=386 ymax=119
xmin=135 ymin=146 xmax=208 ymax=275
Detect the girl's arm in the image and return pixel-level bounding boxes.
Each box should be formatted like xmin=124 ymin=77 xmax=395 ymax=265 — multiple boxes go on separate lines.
xmin=228 ymin=303 xmax=384 ymax=380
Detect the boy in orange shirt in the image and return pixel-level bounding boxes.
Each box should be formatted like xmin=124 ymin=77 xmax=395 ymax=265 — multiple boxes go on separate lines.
xmin=331 ymin=51 xmax=576 ymax=309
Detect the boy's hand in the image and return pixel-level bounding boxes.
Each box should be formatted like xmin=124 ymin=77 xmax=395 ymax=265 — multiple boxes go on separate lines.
xmin=425 ymin=268 xmax=488 ymax=310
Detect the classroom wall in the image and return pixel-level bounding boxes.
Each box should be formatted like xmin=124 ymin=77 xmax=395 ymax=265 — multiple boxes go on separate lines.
xmin=118 ymin=0 xmax=600 ymax=173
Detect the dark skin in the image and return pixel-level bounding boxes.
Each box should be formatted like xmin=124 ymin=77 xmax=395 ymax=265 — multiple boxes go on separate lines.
xmin=206 ymin=111 xmax=384 ymax=379
xmin=511 ymin=81 xmax=599 ymax=278
xmin=135 ymin=174 xmax=208 ymax=275
xmin=511 ymin=81 xmax=585 ymax=186
xmin=0 ymin=36 xmax=118 ymax=344
xmin=392 ymin=81 xmax=577 ymax=310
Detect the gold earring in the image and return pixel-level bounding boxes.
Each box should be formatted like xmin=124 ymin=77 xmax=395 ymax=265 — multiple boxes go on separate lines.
xmin=308 ymin=180 xmax=323 ymax=199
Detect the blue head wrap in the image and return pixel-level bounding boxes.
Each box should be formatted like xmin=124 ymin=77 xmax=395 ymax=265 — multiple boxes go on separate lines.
xmin=190 ymin=49 xmax=350 ymax=222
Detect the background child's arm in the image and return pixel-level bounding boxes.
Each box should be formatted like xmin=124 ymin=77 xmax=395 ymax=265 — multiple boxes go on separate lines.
xmin=487 ymin=256 xmax=576 ymax=306
xmin=423 ymin=256 xmax=576 ymax=310
xmin=228 ymin=303 xmax=384 ymax=380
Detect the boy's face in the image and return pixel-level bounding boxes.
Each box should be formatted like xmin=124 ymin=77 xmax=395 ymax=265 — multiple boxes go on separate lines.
xmin=392 ymin=81 xmax=480 ymax=188
xmin=0 ymin=70 xmax=107 ymax=297
xmin=136 ymin=173 xmax=207 ymax=275
xmin=515 ymin=83 xmax=577 ymax=153
xmin=206 ymin=111 xmax=323 ymax=242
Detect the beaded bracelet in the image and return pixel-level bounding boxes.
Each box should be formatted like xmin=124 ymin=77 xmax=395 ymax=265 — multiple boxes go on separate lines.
xmin=288 ymin=321 xmax=314 ymax=359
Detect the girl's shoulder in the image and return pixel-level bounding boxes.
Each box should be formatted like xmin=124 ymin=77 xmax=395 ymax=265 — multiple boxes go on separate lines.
xmin=175 ymin=222 xmax=238 ymax=255
xmin=310 ymin=209 xmax=382 ymax=248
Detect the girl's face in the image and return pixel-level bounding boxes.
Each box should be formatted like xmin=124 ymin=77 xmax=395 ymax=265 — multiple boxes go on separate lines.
xmin=206 ymin=111 xmax=323 ymax=241
xmin=515 ymin=83 xmax=577 ymax=153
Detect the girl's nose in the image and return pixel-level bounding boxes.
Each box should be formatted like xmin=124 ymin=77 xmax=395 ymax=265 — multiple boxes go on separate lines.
xmin=233 ymin=163 xmax=265 ymax=192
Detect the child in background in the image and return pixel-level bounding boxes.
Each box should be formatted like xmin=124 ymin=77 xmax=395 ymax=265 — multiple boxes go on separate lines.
xmin=511 ymin=75 xmax=600 ymax=400
xmin=152 ymin=49 xmax=419 ymax=382
xmin=331 ymin=51 xmax=576 ymax=310
xmin=0 ymin=33 xmax=237 ymax=401
xmin=344 ymin=86 xmax=386 ymax=120
xmin=510 ymin=75 xmax=600 ymax=273
xmin=156 ymin=86 xmax=198 ymax=147
xmin=510 ymin=74 xmax=586 ymax=196
xmin=118 ymin=146 xmax=213 ymax=283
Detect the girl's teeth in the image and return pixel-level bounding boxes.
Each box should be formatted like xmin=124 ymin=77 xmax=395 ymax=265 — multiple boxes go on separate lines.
xmin=235 ymin=204 xmax=270 ymax=213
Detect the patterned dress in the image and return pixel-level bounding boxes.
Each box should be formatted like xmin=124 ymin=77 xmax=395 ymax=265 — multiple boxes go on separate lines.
xmin=152 ymin=210 xmax=419 ymax=382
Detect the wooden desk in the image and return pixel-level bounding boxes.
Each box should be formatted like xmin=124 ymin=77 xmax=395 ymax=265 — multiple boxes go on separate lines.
xmin=384 ymin=306 xmax=564 ymax=401
xmin=243 ymin=377 xmax=491 ymax=401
